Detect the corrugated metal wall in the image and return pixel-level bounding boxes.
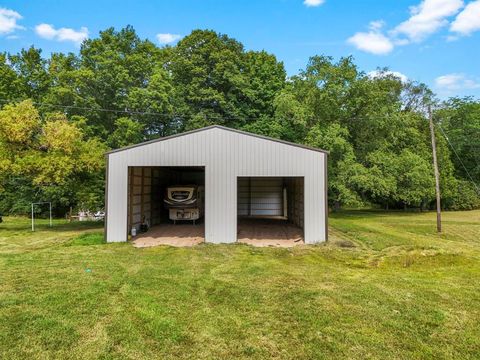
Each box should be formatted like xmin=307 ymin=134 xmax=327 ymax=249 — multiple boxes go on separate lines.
xmin=127 ymin=167 xmax=152 ymax=231
xmin=237 ymin=177 xmax=284 ymax=217
xmin=106 ymin=126 xmax=327 ymax=244
xmin=286 ymin=177 xmax=304 ymax=228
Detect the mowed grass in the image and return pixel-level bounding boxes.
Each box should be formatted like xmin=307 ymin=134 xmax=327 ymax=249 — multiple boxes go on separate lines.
xmin=0 ymin=211 xmax=479 ymax=359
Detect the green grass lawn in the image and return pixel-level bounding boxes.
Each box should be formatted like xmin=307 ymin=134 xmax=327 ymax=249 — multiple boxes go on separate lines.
xmin=1 ymin=211 xmax=479 ymax=359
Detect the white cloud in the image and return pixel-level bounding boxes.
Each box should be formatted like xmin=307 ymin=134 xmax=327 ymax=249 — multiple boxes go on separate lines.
xmin=369 ymin=20 xmax=385 ymax=31
xmin=446 ymin=34 xmax=460 ymax=41
xmin=435 ymin=73 xmax=480 ymax=90
xmin=348 ymin=0 xmax=468 ymax=55
xmin=0 ymin=7 xmax=24 ymax=35
xmin=35 ymin=24 xmax=56 ymax=39
xmin=156 ymin=33 xmax=182 ymax=44
xmin=393 ymin=0 xmax=464 ymax=42
xmin=368 ymin=70 xmax=408 ymax=83
xmin=35 ymin=23 xmax=88 ymax=45
xmin=347 ymin=32 xmax=394 ymax=55
xmin=347 ymin=21 xmax=394 ymax=55
xmin=303 ymin=0 xmax=325 ymax=7
xmin=450 ymin=0 xmax=480 ymax=36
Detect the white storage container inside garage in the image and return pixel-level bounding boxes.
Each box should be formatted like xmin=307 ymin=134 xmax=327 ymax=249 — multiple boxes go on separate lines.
xmin=105 ymin=125 xmax=328 ymax=244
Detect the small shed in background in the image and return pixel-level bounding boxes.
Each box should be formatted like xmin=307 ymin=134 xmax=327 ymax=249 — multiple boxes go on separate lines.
xmin=105 ymin=125 xmax=328 ymax=245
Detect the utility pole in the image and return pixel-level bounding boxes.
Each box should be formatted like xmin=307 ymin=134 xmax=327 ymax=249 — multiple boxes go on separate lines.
xmin=428 ymin=105 xmax=441 ymax=233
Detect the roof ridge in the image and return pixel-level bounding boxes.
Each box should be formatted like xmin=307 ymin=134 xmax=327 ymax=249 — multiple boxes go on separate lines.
xmin=106 ymin=125 xmax=328 ymax=155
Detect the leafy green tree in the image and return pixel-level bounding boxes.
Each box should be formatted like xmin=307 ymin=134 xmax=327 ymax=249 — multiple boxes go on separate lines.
xmin=243 ymin=89 xmax=310 ymax=142
xmin=436 ymin=98 xmax=480 ymax=183
xmin=107 ymin=117 xmax=144 ymax=148
xmin=243 ymin=50 xmax=286 ymax=119
xmin=169 ymin=30 xmax=249 ymax=129
xmin=297 ymin=55 xmax=359 ymax=124
xmin=169 ymin=30 xmax=286 ymax=130
xmin=43 ymin=26 xmax=165 ymax=138
xmin=8 ymin=47 xmax=51 ymax=101
xmin=394 ymin=150 xmax=435 ymax=207
xmin=306 ymin=123 xmax=365 ymax=208
xmin=0 ymin=100 xmax=107 ymax=215
xmin=0 ymin=52 xmax=24 ymax=103
xmin=360 ymin=150 xmax=398 ymax=207
xmin=444 ymin=179 xmax=480 ymax=210
xmin=127 ymin=66 xmax=177 ymax=136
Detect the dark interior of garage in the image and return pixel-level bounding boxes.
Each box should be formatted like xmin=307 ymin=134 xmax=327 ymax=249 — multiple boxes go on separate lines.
xmin=237 ymin=177 xmax=304 ymax=245
xmin=127 ymin=166 xmax=205 ymax=244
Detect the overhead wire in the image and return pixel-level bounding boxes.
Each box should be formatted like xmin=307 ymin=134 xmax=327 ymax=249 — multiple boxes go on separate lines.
xmin=2 ymin=97 xmax=479 ymax=192
xmin=0 ymin=98 xmax=428 ymax=123
xmin=0 ymin=98 xmax=263 ymax=123
xmin=0 ymin=98 xmax=178 ymax=118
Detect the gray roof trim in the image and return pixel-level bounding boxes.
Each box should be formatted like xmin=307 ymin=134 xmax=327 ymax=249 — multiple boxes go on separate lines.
xmin=106 ymin=125 xmax=329 ymax=155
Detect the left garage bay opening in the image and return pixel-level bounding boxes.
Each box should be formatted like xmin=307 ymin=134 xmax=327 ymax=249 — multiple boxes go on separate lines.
xmin=127 ymin=166 xmax=205 ymax=247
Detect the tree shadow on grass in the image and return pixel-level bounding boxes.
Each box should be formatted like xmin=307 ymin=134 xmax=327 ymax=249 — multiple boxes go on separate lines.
xmin=66 ymin=232 xmax=105 ymax=246
xmin=330 ymin=209 xmax=439 ymax=220
xmin=0 ymin=220 xmax=104 ymax=233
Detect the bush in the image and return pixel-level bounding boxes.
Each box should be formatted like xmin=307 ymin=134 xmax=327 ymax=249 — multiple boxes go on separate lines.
xmin=444 ymin=180 xmax=480 ymax=210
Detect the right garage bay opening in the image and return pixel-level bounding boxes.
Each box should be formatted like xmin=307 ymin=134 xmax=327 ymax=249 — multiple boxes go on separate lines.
xmin=237 ymin=177 xmax=304 ymax=247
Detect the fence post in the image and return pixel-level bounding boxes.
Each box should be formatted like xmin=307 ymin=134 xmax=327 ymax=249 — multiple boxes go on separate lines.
xmin=31 ymin=203 xmax=34 ymax=231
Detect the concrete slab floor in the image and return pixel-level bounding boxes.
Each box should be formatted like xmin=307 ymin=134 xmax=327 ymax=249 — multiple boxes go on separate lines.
xmin=237 ymin=218 xmax=304 ymax=247
xmin=132 ymin=218 xmax=304 ymax=248
xmin=132 ymin=224 xmax=205 ymax=248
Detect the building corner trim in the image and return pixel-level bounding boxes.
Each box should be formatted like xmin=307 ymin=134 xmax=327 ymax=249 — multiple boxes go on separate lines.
xmin=324 ymin=153 xmax=328 ymax=242
xmin=104 ymin=154 xmax=109 ymax=242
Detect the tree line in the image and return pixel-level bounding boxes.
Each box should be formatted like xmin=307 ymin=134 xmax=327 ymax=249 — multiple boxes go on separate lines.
xmin=0 ymin=26 xmax=479 ymax=216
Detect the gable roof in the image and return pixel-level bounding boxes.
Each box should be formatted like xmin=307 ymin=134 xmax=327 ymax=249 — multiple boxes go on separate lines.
xmin=106 ymin=125 xmax=329 ymax=155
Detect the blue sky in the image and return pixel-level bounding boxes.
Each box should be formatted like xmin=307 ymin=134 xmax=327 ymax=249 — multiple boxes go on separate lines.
xmin=1 ymin=0 xmax=479 ymax=99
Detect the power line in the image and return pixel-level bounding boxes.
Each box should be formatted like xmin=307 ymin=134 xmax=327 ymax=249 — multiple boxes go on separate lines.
xmin=0 ymin=99 xmax=264 ymax=122
xmin=0 ymin=99 xmax=178 ymax=118
xmin=0 ymin=98 xmax=420 ymax=123
xmin=3 ymin=97 xmax=455 ymax=125
xmin=2 ymin=98 xmax=480 ymax=192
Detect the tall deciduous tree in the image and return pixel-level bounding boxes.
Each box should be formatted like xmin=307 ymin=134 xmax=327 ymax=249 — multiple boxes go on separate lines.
xmin=8 ymin=47 xmax=51 ymax=101
xmin=0 ymin=100 xmax=106 ymax=214
xmin=169 ymin=30 xmax=286 ymax=130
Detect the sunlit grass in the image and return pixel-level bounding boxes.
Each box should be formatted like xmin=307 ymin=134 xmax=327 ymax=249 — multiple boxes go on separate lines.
xmin=0 ymin=210 xmax=479 ymax=359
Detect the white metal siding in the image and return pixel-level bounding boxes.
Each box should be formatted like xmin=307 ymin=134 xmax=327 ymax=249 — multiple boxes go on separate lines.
xmin=106 ymin=127 xmax=327 ymax=244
